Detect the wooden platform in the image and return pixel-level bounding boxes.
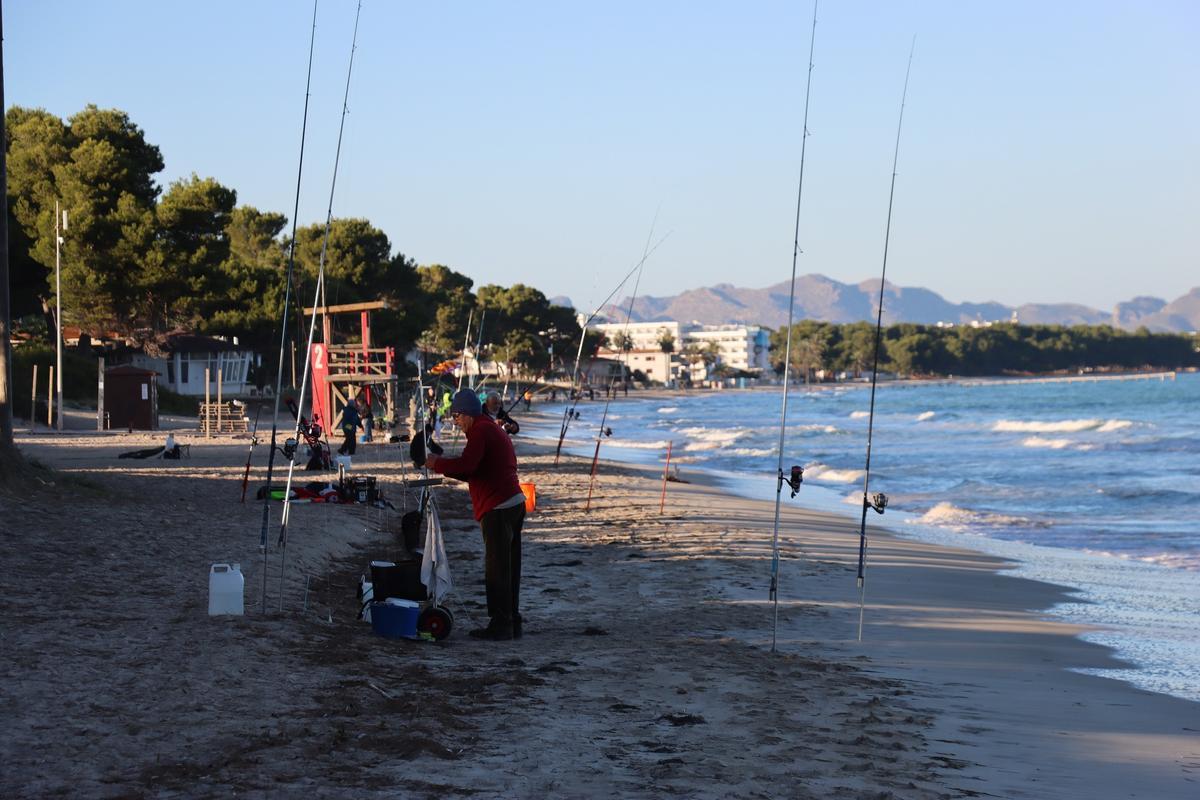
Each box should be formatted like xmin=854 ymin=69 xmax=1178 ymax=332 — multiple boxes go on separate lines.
xmin=199 ymin=402 xmax=249 ymax=434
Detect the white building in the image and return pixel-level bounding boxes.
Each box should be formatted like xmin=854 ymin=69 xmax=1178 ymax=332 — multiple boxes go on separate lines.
xmin=683 ymin=324 xmax=771 ymax=373
xmin=130 ymin=334 xmax=260 ymax=397
xmin=597 ymin=347 xmax=676 ymax=385
xmin=590 ymin=320 xmax=770 ymax=382
xmin=592 ymin=321 xmax=684 ymax=354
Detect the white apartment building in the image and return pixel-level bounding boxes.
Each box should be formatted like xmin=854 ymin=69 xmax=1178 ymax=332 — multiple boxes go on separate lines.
xmin=591 ymin=321 xmax=684 ymax=354
xmin=684 ymin=325 xmax=771 ymax=373
xmin=589 ymin=320 xmax=771 ymax=383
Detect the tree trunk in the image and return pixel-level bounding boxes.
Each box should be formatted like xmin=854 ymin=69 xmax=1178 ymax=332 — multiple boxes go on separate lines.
xmin=0 ymin=6 xmax=16 ymax=447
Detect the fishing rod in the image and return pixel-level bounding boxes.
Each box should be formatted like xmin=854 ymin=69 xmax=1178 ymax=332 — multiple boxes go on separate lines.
xmin=583 ymin=213 xmax=657 ymax=510
xmin=769 ymin=0 xmax=818 ymax=653
xmin=470 ymin=310 xmax=486 ymax=390
xmin=257 ymin=0 xmax=320 ymax=613
xmin=277 ymin=0 xmax=365 ymax=611
xmin=553 ymin=231 xmax=670 ymax=464
xmin=856 ymin=37 xmax=916 ymax=642
xmin=239 ymin=402 xmax=265 ymax=503
xmin=456 ymin=309 xmax=473 ymax=391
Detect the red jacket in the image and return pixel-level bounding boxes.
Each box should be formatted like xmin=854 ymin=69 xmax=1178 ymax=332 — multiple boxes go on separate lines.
xmin=430 ymin=417 xmax=521 ymax=521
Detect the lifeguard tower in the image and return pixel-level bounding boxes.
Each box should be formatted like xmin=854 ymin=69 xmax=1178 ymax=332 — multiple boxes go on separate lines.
xmin=304 ymin=300 xmax=399 ymax=433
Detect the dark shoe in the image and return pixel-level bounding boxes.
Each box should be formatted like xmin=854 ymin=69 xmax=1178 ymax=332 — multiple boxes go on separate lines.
xmin=468 ymin=625 xmax=513 ymax=641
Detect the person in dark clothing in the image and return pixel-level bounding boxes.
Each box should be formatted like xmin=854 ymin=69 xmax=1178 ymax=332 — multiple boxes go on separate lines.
xmin=483 ymin=391 xmax=520 ymax=435
xmin=338 ymin=401 xmax=362 ymax=456
xmin=425 ymin=389 xmax=526 ymax=641
xmin=360 ymin=397 xmax=374 ymax=442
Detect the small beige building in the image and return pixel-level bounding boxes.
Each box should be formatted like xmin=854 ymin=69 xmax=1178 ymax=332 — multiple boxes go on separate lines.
xmin=596 ymin=347 xmax=678 ymax=385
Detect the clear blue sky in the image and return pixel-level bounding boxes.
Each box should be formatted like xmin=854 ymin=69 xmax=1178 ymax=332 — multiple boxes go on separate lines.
xmin=7 ymin=1 xmax=1198 ymax=313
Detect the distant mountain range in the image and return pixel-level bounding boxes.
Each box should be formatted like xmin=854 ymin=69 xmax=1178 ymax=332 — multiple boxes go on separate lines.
xmin=582 ymin=276 xmax=1200 ymax=333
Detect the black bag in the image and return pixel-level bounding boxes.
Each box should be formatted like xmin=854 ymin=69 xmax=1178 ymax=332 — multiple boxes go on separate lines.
xmin=400 ymin=510 xmax=422 ymax=553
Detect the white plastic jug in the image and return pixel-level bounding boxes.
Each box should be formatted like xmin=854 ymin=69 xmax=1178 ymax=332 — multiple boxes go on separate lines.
xmin=208 ymin=563 xmax=245 ymax=616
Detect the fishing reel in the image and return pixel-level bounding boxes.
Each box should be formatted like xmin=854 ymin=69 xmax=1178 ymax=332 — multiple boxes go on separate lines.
xmin=603 ymin=427 xmax=613 ymax=438
xmin=276 ymin=437 xmax=298 ymax=460
xmin=779 ymin=465 xmax=804 ymax=498
xmin=866 ymin=492 xmax=888 ymax=514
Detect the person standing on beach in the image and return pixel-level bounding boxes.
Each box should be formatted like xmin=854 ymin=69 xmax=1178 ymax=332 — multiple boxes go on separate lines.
xmin=338 ymin=399 xmax=362 ymax=456
xmin=425 ymin=389 xmax=526 ymax=641
xmin=483 ymin=390 xmax=520 ymax=435
xmin=359 ymin=396 xmax=374 ymax=442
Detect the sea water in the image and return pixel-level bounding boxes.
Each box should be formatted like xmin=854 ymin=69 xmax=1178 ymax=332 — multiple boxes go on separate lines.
xmin=537 ymin=373 xmax=1200 ymax=702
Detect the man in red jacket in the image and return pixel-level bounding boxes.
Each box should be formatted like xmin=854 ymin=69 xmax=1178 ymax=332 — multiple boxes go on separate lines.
xmin=425 ymin=389 xmax=526 ymax=641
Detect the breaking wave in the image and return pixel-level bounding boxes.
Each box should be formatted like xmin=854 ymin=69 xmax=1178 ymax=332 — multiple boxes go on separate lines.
xmin=804 ymin=463 xmax=866 ymax=484
xmin=993 ymin=418 xmax=1134 ymax=434
xmin=799 ymin=423 xmax=841 ymax=433
xmin=912 ymin=501 xmax=1036 ymax=530
xmin=657 ymin=406 xmax=678 ymax=414
xmin=681 ymin=426 xmax=747 ymax=452
xmin=917 ymin=411 xmax=936 ymax=421
xmin=608 ymin=439 xmax=673 ymax=451
xmin=849 ymin=411 xmax=870 ymax=419
xmin=728 ymin=447 xmax=775 ymax=458
xmin=1022 ymin=436 xmax=1073 ymax=449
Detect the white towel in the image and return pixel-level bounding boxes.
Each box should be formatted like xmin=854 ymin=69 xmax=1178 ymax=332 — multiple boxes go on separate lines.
xmin=420 ymin=499 xmax=453 ymax=606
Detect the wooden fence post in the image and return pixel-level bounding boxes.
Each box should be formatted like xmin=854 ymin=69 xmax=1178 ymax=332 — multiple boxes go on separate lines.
xmin=205 ymin=367 xmax=211 ymax=438
xmin=30 ymin=365 xmax=38 ymax=432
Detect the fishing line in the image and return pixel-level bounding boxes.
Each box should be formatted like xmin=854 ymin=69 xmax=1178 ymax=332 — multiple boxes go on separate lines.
xmin=856 ymin=37 xmax=916 ymax=642
xmin=257 ymin=0 xmax=320 ymax=613
xmin=553 ymin=231 xmax=671 ymax=464
xmin=769 ymin=0 xmax=818 ymax=653
xmin=277 ymin=0 xmax=365 ymax=611
xmin=583 ymin=212 xmax=658 ymax=510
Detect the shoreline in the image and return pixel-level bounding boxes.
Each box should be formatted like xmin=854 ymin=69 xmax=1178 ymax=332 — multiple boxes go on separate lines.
xmin=2 ymin=420 xmax=1196 ymax=797
xmin=538 ymin=383 xmax=1200 ymax=702
xmin=536 ymin=426 xmax=1199 ymax=797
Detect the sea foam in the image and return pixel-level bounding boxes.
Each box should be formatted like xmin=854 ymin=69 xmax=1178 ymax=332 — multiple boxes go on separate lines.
xmin=804 ymin=463 xmax=866 ymax=484
xmin=993 ymin=418 xmax=1134 ymax=434
xmin=1022 ymin=436 xmax=1073 ymax=449
xmin=913 ymin=501 xmax=1035 ymax=530
xmin=681 ymin=426 xmax=746 ymax=451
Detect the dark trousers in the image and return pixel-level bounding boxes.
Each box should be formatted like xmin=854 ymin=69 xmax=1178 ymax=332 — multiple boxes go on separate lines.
xmin=339 ymin=429 xmax=357 ymax=455
xmin=479 ymin=503 xmax=526 ymax=630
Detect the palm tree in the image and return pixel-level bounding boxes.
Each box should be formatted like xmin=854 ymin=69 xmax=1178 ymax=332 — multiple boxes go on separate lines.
xmin=657 ymin=329 xmax=675 ymax=354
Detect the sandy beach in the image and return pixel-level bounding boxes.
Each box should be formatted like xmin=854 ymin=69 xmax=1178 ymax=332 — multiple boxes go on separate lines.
xmin=1 ymin=406 xmax=1196 ymax=799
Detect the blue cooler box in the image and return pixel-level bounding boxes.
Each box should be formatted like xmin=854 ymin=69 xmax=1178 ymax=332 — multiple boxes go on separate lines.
xmin=370 ymin=599 xmax=419 ymax=639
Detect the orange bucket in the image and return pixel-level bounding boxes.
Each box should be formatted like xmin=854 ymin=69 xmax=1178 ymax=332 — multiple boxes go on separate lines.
xmin=519 ymin=482 xmax=537 ymax=512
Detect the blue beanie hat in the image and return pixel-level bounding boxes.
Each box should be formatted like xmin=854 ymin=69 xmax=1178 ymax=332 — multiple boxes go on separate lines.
xmin=449 ymin=388 xmax=482 ymax=418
